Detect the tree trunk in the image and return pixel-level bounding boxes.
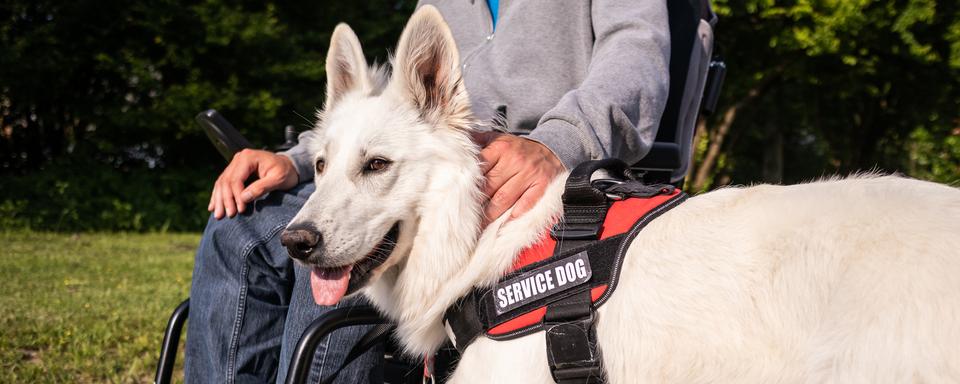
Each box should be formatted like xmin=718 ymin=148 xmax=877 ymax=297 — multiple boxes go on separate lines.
xmin=691 ymin=69 xmax=783 ymax=191
xmin=692 ymin=101 xmax=739 ymax=191
xmin=685 ymin=116 xmax=709 ymax=189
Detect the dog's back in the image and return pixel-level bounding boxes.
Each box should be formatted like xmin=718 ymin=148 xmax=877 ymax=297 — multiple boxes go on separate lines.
xmin=601 ymin=175 xmax=960 ymax=383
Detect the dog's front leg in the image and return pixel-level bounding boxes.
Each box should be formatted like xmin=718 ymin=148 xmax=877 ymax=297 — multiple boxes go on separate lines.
xmin=446 ymin=336 xmax=554 ymax=383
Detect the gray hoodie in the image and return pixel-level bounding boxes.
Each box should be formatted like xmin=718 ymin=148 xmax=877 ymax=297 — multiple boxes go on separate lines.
xmin=284 ymin=0 xmax=670 ymax=178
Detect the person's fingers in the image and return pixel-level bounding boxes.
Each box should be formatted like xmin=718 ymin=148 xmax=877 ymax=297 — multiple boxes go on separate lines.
xmin=213 ymin=153 xmax=239 ymax=219
xmin=229 ymin=152 xmax=259 ymax=213
xmin=228 ymin=170 xmax=250 ymax=214
xmin=240 ymin=174 xmax=281 ymax=203
xmin=230 ymin=179 xmax=246 ymax=214
xmin=470 ymin=130 xmax=499 ymax=147
xmin=485 ymin=172 xmax=528 ymax=223
xmin=213 ymin=183 xmax=225 ymax=219
xmin=218 ymin=175 xmax=237 ymax=217
xmin=208 ymin=183 xmax=216 ymax=212
xmin=509 ymin=182 xmax=547 ymax=220
xmin=478 ymin=144 xmax=503 ymax=175
xmin=482 ymin=160 xmax=514 ymax=199
xmin=469 ymin=130 xmax=486 ymax=145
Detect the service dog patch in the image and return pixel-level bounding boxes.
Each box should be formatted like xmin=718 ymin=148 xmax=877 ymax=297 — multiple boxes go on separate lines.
xmin=494 ymin=251 xmax=592 ymax=315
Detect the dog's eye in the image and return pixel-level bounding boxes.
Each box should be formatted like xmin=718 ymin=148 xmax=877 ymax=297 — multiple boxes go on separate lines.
xmin=364 ymin=158 xmax=392 ymax=173
xmin=315 ymin=158 xmax=326 ymax=174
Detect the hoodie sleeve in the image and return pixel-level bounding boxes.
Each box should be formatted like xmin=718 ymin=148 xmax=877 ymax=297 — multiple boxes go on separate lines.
xmin=526 ymin=0 xmax=671 ymax=170
xmin=277 ymin=129 xmax=320 ymax=183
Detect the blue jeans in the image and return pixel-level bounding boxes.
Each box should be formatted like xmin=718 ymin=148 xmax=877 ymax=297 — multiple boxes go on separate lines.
xmin=184 ymin=183 xmax=383 ymax=384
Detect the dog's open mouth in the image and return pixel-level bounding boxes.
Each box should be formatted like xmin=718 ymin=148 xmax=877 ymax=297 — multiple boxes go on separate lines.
xmin=309 ymin=223 xmax=400 ymax=305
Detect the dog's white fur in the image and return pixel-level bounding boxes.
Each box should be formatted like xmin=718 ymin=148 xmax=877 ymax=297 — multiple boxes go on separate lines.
xmin=287 ymin=6 xmax=960 ymax=383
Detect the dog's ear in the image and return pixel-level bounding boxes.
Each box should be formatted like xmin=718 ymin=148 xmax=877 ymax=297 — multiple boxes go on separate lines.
xmin=392 ymin=5 xmax=470 ymax=127
xmin=324 ymin=23 xmax=371 ymax=110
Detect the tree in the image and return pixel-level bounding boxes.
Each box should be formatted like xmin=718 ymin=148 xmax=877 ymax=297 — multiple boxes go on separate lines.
xmin=690 ymin=0 xmax=960 ymax=191
xmin=0 ymin=0 xmax=414 ymax=231
xmin=1 ymin=0 xmax=414 ymax=172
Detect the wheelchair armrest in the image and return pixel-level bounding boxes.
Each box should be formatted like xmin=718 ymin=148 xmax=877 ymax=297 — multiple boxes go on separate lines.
xmin=154 ymin=299 xmax=190 ymax=384
xmin=196 ymin=109 xmax=253 ymax=161
xmin=285 ymin=306 xmax=393 ymax=384
xmin=632 ymin=142 xmax=682 ymax=172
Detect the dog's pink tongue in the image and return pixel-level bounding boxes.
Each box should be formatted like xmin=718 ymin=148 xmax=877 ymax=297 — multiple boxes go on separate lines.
xmin=310 ymin=265 xmax=352 ymax=306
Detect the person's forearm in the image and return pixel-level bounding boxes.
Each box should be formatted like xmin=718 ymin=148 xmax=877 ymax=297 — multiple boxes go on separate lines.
xmin=528 ymin=0 xmax=671 ymax=169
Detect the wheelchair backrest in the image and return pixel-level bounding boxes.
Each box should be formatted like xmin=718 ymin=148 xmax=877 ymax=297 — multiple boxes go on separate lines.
xmin=636 ymin=0 xmax=718 ymax=184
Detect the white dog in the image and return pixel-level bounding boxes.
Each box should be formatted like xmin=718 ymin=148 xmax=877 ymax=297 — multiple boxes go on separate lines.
xmin=282 ymin=6 xmax=960 ymax=383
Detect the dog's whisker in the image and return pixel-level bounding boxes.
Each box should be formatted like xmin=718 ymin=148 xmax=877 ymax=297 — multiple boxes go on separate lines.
xmin=291 ymin=109 xmax=315 ymax=128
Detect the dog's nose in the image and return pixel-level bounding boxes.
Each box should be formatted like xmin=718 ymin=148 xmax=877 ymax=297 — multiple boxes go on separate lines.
xmin=280 ymin=228 xmax=322 ymax=261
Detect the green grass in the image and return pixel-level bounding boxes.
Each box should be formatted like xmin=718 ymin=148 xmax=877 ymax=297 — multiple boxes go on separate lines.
xmin=0 ymin=231 xmax=197 ymax=383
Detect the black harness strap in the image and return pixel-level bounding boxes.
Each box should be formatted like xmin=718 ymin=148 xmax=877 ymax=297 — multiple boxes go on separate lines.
xmin=546 ymin=162 xmax=679 ymax=384
xmin=544 ymin=289 xmax=604 ymax=383
xmin=444 ymin=291 xmax=484 ymax=351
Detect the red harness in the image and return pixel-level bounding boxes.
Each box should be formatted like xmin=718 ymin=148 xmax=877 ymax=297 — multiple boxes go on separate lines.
xmin=488 ymin=189 xmax=683 ymax=336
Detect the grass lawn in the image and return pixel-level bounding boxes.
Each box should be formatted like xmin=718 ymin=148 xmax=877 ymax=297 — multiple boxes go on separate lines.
xmin=0 ymin=231 xmax=197 ymax=383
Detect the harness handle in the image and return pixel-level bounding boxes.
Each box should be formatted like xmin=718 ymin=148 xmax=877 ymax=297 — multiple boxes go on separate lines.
xmin=561 ymin=159 xmax=632 ymax=207
xmin=553 ymin=159 xmax=632 ymax=241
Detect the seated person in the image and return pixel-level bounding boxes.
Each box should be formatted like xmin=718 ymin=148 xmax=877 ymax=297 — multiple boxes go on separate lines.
xmin=183 ymin=0 xmax=670 ymax=382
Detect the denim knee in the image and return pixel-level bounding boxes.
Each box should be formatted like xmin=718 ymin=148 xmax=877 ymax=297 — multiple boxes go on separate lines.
xmin=185 ymin=184 xmax=316 ymax=384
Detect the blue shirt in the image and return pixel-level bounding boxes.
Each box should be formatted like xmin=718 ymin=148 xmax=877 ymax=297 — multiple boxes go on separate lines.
xmin=487 ymin=0 xmax=499 ymax=29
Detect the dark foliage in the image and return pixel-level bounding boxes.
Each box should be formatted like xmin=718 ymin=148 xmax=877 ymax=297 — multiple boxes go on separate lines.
xmin=1 ymin=0 xmax=957 ymax=231
xmin=1 ymin=1 xmax=414 ymax=231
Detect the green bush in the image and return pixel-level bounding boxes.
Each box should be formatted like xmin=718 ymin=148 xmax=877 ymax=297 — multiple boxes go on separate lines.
xmin=0 ymin=157 xmax=217 ymax=232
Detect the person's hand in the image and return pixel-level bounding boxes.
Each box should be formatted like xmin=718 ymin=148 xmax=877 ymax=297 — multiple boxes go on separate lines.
xmin=472 ymin=131 xmax=565 ymax=226
xmin=208 ymin=149 xmax=299 ymax=219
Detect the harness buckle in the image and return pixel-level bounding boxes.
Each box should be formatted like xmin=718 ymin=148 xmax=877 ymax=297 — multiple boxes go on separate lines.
xmin=551 ymin=204 xmax=608 ymax=241
xmin=591 ymin=178 xmax=628 ymax=201
xmin=550 ymin=224 xmax=602 ymax=240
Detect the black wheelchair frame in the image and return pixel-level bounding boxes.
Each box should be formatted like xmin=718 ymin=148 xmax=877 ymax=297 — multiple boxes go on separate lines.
xmin=155 ymin=1 xmax=724 ymax=382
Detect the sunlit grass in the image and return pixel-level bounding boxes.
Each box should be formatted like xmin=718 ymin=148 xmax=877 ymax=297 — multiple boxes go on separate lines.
xmin=0 ymin=231 xmax=196 ymax=383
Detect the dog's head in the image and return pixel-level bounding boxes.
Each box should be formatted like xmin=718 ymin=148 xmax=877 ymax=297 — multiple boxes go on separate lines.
xmin=281 ymin=6 xmax=481 ymax=306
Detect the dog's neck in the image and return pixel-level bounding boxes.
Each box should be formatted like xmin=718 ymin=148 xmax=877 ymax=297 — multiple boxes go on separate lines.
xmin=367 ymin=132 xmax=568 ymax=356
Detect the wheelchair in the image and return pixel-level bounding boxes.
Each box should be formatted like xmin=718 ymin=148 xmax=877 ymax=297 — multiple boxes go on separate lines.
xmin=155 ymin=1 xmax=724 ymax=382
